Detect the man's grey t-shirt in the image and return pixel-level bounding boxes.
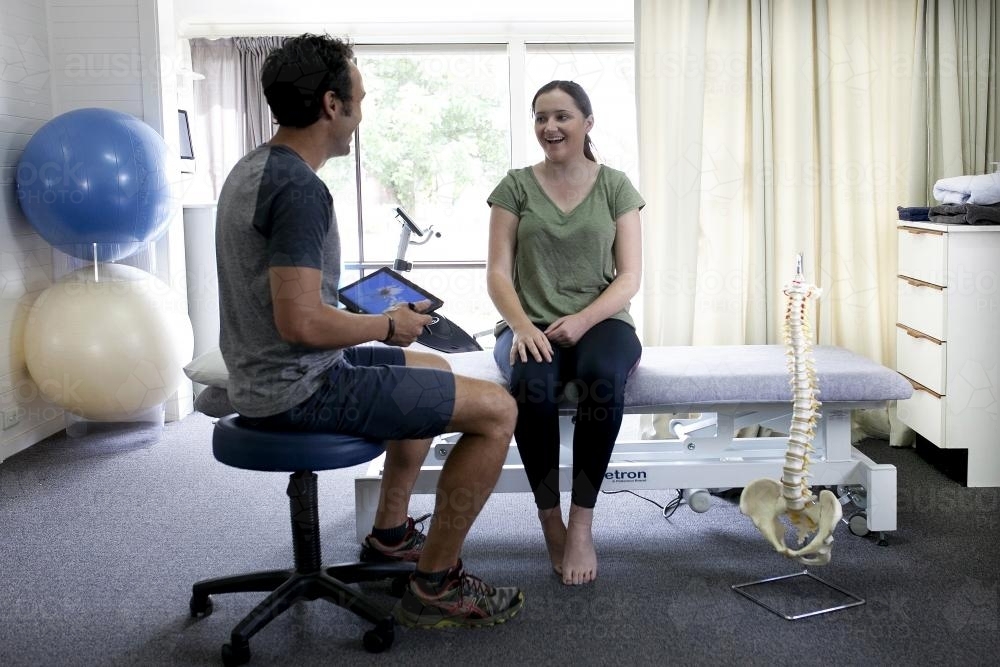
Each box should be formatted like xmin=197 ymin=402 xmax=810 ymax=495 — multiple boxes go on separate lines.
xmin=215 ymin=144 xmax=343 ymax=417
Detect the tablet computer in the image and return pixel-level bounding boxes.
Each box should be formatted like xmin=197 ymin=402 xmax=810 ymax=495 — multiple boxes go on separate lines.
xmin=338 ymin=267 xmax=444 ymax=314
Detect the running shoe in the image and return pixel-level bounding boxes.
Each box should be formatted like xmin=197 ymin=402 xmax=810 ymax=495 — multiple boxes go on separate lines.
xmin=360 ymin=513 xmax=430 ymax=563
xmin=394 ymin=559 xmax=525 ymax=629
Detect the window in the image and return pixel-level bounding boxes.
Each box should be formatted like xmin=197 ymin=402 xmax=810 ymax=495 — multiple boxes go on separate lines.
xmin=524 ymin=44 xmax=639 ymax=183
xmin=321 ymin=42 xmax=638 ymax=342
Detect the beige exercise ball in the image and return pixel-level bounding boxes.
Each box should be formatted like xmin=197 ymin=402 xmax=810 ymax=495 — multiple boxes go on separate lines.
xmin=24 ymin=263 xmax=194 ymax=421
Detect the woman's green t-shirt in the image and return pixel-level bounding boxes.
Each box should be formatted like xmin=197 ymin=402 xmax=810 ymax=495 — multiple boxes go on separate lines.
xmin=487 ymin=164 xmax=645 ymax=332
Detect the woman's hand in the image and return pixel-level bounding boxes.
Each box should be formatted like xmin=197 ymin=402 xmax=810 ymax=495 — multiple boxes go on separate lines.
xmin=544 ymin=314 xmax=590 ymax=347
xmin=509 ymin=325 xmax=553 ymax=365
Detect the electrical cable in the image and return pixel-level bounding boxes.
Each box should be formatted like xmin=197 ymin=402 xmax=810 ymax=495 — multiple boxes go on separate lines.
xmin=602 ymin=488 xmax=685 ymax=519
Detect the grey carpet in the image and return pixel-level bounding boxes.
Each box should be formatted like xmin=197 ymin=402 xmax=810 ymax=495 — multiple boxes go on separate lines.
xmin=1 ymin=412 xmax=997 ymax=666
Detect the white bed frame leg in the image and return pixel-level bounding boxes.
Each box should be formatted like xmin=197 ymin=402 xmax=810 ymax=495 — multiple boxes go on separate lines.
xmin=861 ymin=456 xmax=897 ymax=533
xmin=821 ymin=408 xmax=853 ymax=460
xmin=821 ymin=408 xmax=897 ymax=535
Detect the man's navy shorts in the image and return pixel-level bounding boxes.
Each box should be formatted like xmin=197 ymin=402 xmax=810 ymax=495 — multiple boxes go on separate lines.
xmin=251 ymin=345 xmax=456 ymax=440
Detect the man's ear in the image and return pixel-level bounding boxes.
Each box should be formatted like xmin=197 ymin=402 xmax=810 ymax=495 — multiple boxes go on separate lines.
xmin=322 ymin=90 xmax=339 ymax=118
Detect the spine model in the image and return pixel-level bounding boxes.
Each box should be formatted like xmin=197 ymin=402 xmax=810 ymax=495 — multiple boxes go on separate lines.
xmin=739 ymin=257 xmax=842 ymax=566
xmin=782 ymin=259 xmax=820 ymax=517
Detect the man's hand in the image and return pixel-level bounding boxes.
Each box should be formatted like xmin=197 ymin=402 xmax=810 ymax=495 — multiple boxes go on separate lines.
xmin=383 ymin=300 xmax=434 ymax=346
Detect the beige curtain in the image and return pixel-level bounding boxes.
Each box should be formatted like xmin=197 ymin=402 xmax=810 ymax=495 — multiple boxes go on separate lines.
xmin=636 ymin=0 xmax=999 ymax=443
xmin=189 ymin=37 xmax=283 ymax=199
xmin=636 ymin=0 xmax=998 ymax=362
xmin=234 ymin=37 xmax=285 ymax=149
xmin=923 ymin=0 xmax=1000 ymax=192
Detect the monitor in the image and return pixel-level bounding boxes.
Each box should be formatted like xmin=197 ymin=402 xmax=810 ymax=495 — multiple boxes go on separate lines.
xmin=178 ymin=109 xmax=195 ymax=172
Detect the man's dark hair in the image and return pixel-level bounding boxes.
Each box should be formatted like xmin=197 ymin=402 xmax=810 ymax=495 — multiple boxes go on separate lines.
xmin=261 ymin=34 xmax=355 ymax=128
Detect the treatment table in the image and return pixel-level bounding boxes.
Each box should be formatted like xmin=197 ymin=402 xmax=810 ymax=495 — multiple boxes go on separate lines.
xmin=353 ymin=345 xmax=913 ymax=542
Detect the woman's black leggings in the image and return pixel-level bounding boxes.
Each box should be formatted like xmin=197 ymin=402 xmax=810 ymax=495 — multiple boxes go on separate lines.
xmin=494 ymin=319 xmax=642 ymax=509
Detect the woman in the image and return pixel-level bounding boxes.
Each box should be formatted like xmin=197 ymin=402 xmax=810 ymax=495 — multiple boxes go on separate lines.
xmin=486 ymin=80 xmax=644 ymax=585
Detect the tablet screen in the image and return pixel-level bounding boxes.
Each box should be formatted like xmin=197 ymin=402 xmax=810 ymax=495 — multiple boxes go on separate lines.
xmin=338 ymin=267 xmax=444 ymax=314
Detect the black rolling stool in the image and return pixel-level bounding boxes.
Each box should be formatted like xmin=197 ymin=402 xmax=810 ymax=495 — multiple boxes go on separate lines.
xmin=189 ymin=415 xmax=414 ymax=665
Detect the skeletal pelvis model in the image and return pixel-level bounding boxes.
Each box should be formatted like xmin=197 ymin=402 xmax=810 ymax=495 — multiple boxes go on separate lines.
xmin=739 ymin=259 xmax=842 ymax=566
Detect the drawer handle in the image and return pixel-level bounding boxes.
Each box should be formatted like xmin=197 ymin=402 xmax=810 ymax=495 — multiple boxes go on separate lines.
xmin=905 ymin=329 xmax=942 ymax=344
xmin=905 ymin=376 xmax=943 ymax=398
xmin=901 ymin=226 xmax=945 ymax=236
xmin=896 ymin=323 xmax=943 ymax=344
xmin=898 ymin=275 xmax=944 ymax=290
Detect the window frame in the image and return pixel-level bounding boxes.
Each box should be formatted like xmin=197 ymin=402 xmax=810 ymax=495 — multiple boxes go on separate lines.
xmin=341 ymin=40 xmax=637 ymax=277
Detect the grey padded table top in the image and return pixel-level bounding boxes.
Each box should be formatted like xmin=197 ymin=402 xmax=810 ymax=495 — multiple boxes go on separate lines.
xmin=193 ymin=345 xmax=913 ymax=417
xmin=444 ymin=345 xmax=913 ymax=410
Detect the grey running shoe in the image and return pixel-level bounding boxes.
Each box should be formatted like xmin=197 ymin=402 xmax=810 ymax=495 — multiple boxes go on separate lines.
xmin=360 ymin=513 xmax=430 ymax=563
xmin=394 ymin=559 xmax=525 ymax=629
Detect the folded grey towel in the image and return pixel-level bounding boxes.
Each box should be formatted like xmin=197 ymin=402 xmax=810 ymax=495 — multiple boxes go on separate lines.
xmin=929 ymin=204 xmax=966 ymax=216
xmin=929 ymin=213 xmax=966 ymax=224
xmin=929 ymin=204 xmax=967 ymax=224
xmin=927 ymin=203 xmax=1000 ymax=225
xmin=967 ymin=204 xmax=1000 ymax=225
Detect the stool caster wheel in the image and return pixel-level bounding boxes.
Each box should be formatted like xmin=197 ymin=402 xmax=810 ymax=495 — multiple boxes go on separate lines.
xmin=877 ymin=531 xmax=890 ymax=547
xmin=221 ymin=641 xmax=250 ymax=666
xmin=390 ymin=575 xmax=409 ymax=598
xmin=189 ymin=594 xmax=213 ymax=618
xmin=363 ymin=620 xmax=395 ymax=653
xmin=847 ymin=511 xmax=869 ymax=537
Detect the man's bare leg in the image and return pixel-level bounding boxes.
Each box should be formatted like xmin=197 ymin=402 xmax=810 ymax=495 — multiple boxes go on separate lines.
xmin=375 ymin=349 xmax=516 ymax=572
xmin=373 ymin=438 xmax=432 ymax=529
xmin=416 ymin=374 xmax=516 ymax=572
xmin=371 ymin=350 xmax=451 ymax=529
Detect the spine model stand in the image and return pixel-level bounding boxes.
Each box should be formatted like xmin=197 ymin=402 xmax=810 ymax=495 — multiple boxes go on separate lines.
xmin=739 ymin=257 xmax=843 ymax=565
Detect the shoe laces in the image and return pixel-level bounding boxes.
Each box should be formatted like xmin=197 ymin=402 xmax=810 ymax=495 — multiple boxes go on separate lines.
xmin=454 ymin=566 xmax=495 ymax=598
xmin=406 ymin=513 xmax=432 ymax=545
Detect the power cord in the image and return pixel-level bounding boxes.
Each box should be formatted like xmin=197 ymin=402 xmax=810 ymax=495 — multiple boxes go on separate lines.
xmin=602 ymin=488 xmax=685 ymax=519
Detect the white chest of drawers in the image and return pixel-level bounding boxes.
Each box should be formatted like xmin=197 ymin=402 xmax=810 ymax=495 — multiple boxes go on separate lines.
xmin=895 ymin=221 xmax=1000 ymax=486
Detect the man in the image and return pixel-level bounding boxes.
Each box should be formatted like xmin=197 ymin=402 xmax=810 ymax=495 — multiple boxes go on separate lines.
xmin=214 ymin=33 xmax=523 ymax=629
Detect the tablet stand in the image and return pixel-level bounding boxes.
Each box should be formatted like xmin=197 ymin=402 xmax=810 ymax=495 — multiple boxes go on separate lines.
xmin=392 ymin=208 xmax=482 ymax=353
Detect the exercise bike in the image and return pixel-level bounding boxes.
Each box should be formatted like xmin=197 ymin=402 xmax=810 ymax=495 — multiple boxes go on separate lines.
xmin=391 ymin=207 xmax=482 ymax=353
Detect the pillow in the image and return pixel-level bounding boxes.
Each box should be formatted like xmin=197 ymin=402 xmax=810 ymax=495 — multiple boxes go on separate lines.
xmin=182 ymin=344 xmax=505 ymax=395
xmin=194 ymin=386 xmax=235 ymax=418
xmin=183 ymin=347 xmax=229 ymax=389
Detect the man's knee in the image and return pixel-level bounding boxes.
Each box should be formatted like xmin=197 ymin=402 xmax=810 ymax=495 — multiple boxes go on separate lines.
xmin=452 ymin=377 xmax=516 ymax=442
xmin=482 ymin=384 xmax=516 ymax=443
xmin=463 ymin=383 xmax=513 ymax=445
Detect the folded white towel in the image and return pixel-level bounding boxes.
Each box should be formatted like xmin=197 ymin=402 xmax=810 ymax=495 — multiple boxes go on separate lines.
xmin=933 ymin=172 xmax=1000 ymax=205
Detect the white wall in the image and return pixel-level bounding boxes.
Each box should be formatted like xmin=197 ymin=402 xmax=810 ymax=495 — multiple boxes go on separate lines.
xmin=0 ymin=0 xmax=191 ymax=463
xmin=48 ymin=0 xmax=145 ymax=116
xmin=173 ymin=0 xmax=633 ymax=39
xmin=0 ymin=0 xmax=64 ymax=460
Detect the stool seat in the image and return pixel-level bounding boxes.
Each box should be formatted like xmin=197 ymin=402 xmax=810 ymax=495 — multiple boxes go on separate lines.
xmin=213 ymin=414 xmax=385 ymax=472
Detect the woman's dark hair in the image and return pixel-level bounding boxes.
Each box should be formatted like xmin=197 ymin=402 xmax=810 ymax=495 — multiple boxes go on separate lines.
xmin=531 ymin=80 xmax=597 ymax=162
xmin=261 ymin=34 xmax=355 ymax=128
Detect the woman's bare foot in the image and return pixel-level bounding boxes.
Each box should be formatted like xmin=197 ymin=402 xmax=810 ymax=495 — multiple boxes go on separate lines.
xmin=538 ymin=506 xmax=566 ymax=574
xmin=562 ymin=504 xmax=597 ymax=585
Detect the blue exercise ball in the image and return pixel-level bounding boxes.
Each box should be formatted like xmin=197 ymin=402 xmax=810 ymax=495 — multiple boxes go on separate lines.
xmin=15 ymin=108 xmax=173 ymax=262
